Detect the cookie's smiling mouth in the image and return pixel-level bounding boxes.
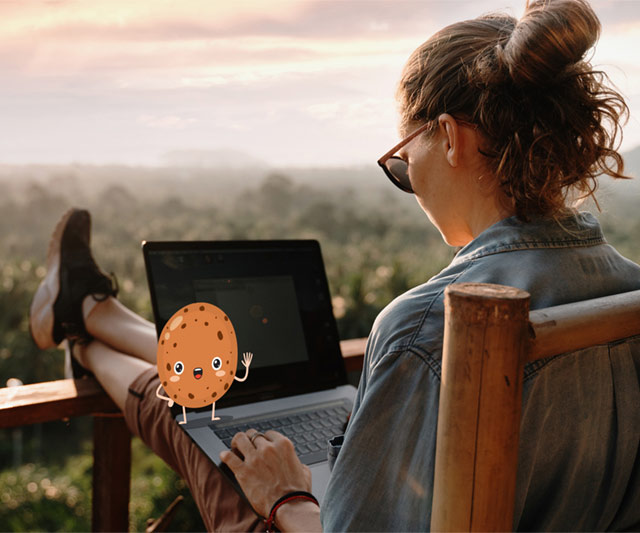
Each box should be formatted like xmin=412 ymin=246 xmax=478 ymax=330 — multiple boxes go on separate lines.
xmin=193 ymin=367 xmax=203 ymax=380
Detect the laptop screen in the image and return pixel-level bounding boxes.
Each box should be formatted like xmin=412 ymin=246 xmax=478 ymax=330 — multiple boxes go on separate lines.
xmin=142 ymin=240 xmax=348 ymax=407
xmin=192 ymin=275 xmax=308 ymax=369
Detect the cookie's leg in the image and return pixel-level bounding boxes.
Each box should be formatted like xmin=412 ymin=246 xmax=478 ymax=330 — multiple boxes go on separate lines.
xmin=211 ymin=402 xmax=220 ymax=421
xmin=179 ymin=404 xmax=188 ymax=425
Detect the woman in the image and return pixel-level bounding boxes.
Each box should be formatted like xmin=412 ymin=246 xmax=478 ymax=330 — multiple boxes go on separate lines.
xmin=29 ymin=0 xmax=640 ymax=530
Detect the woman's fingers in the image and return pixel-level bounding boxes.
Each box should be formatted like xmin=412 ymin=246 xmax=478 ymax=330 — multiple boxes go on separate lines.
xmin=264 ymin=430 xmax=298 ymax=456
xmin=231 ymin=428 xmax=271 ymax=458
xmin=231 ymin=430 xmax=256 ymax=459
xmin=219 ymin=449 xmax=243 ymax=471
xmin=264 ymin=429 xmax=287 ymax=442
xmin=247 ymin=429 xmax=271 ymax=450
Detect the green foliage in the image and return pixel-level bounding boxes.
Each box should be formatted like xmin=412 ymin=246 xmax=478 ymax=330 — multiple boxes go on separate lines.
xmin=0 ymin=260 xmax=64 ymax=386
xmin=0 ymin=437 xmax=205 ymax=532
xmin=0 ymin=447 xmax=92 ymax=532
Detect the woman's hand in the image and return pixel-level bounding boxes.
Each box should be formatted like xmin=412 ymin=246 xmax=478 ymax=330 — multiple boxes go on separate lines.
xmin=220 ymin=429 xmax=312 ymax=518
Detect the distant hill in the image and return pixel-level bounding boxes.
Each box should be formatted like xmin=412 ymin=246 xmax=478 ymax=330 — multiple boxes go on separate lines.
xmin=595 ymin=145 xmax=640 ymax=213
xmin=622 ymin=145 xmax=640 ymax=178
xmin=161 ymin=149 xmax=268 ymax=169
xmin=1 ymin=145 xmax=638 ymax=206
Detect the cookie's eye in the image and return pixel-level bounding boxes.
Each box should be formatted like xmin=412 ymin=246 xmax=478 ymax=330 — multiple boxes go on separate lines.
xmin=174 ymin=361 xmax=184 ymax=375
xmin=211 ymin=357 xmax=222 ymax=370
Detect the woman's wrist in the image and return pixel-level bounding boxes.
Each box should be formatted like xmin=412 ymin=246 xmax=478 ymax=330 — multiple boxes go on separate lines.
xmin=272 ymin=499 xmax=321 ymax=532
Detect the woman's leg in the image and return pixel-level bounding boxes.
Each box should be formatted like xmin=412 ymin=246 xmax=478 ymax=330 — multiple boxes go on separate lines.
xmin=74 ymin=339 xmax=152 ymax=410
xmin=82 ymin=296 xmax=158 ymax=365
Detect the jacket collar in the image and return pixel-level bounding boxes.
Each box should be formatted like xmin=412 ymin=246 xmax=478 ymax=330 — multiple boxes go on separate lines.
xmin=450 ymin=211 xmax=606 ymax=266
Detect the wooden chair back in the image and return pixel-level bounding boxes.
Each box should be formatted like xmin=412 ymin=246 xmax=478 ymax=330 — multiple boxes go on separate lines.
xmin=431 ymin=283 xmax=640 ymax=531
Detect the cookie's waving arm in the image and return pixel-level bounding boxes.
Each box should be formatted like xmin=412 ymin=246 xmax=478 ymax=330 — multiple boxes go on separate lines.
xmin=156 ymin=383 xmax=175 ymax=407
xmin=234 ymin=352 xmax=253 ymax=382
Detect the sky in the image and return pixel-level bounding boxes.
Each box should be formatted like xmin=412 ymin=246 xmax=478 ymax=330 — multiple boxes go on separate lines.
xmin=1 ymin=0 xmax=639 ymax=168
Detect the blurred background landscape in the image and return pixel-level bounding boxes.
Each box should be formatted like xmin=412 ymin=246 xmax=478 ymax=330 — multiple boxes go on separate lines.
xmin=2 ymin=0 xmax=639 ymax=530
xmin=1 ymin=151 xmax=639 ymax=530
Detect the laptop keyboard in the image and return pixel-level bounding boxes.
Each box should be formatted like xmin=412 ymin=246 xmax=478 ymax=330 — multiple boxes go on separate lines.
xmin=211 ymin=402 xmax=350 ymax=465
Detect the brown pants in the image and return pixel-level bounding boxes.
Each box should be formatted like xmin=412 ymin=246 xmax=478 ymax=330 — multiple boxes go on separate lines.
xmin=125 ymin=368 xmax=263 ymax=532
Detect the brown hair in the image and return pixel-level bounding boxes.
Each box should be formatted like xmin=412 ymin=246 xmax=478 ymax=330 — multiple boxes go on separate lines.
xmin=396 ymin=0 xmax=629 ymax=220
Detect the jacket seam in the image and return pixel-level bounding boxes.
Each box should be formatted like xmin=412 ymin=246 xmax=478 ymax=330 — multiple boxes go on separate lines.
xmin=452 ymin=237 xmax=606 ymax=266
xmin=369 ymin=345 xmax=443 ymax=382
xmin=407 ymin=260 xmax=475 ymax=349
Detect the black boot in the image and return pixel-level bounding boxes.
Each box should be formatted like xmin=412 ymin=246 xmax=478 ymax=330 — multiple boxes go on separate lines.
xmin=30 ymin=208 xmax=118 ymax=351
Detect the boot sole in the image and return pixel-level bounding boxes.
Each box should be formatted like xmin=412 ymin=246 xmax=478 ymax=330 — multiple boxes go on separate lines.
xmin=29 ymin=208 xmax=77 ymax=350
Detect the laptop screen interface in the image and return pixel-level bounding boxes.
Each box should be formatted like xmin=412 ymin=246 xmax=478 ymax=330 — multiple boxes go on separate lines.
xmin=193 ymin=276 xmax=309 ymax=369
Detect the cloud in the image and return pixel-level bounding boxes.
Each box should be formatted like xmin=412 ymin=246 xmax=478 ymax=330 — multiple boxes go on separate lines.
xmin=8 ymin=1 xmax=633 ymax=87
xmin=0 ymin=0 xmax=638 ymax=166
xmin=306 ymin=98 xmax=394 ymax=129
xmin=137 ymin=114 xmax=197 ymax=129
xmin=2 ymin=1 xmax=442 ymax=42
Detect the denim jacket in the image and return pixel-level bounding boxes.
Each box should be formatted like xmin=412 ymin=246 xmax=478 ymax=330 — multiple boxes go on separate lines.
xmin=321 ymin=212 xmax=640 ymax=531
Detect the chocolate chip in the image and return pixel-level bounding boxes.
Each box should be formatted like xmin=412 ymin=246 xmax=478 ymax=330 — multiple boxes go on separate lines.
xmin=163 ymin=381 xmax=167 ymax=386
xmin=173 ymin=394 xmax=177 ymax=399
xmin=166 ymin=363 xmax=170 ymax=371
xmin=181 ymin=324 xmax=186 ymax=329
xmin=224 ymin=316 xmax=228 ymax=321
xmin=173 ymin=343 xmax=177 ymax=348
xmin=217 ymin=331 xmax=223 ymax=340
xmin=204 ymin=322 xmax=209 ymax=326
xmin=184 ymin=307 xmax=189 ymax=312
xmin=224 ymin=383 xmax=229 ymax=390
xmin=161 ymin=340 xmax=165 ymax=345
xmin=188 ymin=393 xmax=194 ymax=399
xmin=231 ymin=370 xmax=234 ymax=376
xmin=211 ymin=392 xmax=217 ymax=398
xmin=200 ymin=305 xmax=205 ymax=311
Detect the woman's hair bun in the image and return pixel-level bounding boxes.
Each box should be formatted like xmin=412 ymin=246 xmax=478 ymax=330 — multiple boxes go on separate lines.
xmin=500 ymin=0 xmax=601 ymax=87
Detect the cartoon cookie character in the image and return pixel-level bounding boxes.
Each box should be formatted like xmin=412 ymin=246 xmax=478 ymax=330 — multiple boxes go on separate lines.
xmin=155 ymin=302 xmax=252 ymax=424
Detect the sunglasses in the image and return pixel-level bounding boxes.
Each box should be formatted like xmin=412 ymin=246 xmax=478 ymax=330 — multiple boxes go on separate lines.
xmin=377 ymin=118 xmax=476 ymax=194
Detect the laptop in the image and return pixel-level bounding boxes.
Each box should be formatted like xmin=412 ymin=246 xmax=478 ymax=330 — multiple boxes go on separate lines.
xmin=142 ymin=239 xmax=357 ymax=503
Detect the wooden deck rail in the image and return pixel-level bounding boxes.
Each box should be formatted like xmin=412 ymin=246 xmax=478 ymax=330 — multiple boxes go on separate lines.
xmin=0 ymin=338 xmax=368 ymax=531
xmin=432 ymin=284 xmax=640 ymax=532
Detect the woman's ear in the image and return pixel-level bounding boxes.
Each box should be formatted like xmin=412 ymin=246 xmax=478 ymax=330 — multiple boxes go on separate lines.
xmin=438 ymin=113 xmax=460 ymax=168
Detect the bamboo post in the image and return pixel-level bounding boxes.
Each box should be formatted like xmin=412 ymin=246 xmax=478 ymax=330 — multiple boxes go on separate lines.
xmin=431 ymin=283 xmax=530 ymax=532
xmin=92 ymin=414 xmax=131 ymax=532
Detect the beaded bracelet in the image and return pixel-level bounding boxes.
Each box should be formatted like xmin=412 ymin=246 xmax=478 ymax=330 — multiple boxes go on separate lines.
xmin=264 ymin=490 xmax=319 ymax=532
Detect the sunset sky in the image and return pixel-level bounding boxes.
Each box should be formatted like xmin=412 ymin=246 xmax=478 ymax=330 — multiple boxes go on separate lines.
xmin=2 ymin=0 xmax=639 ymax=167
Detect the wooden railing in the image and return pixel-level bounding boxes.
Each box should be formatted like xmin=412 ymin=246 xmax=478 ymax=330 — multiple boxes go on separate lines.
xmin=0 ymin=338 xmax=368 ymax=531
